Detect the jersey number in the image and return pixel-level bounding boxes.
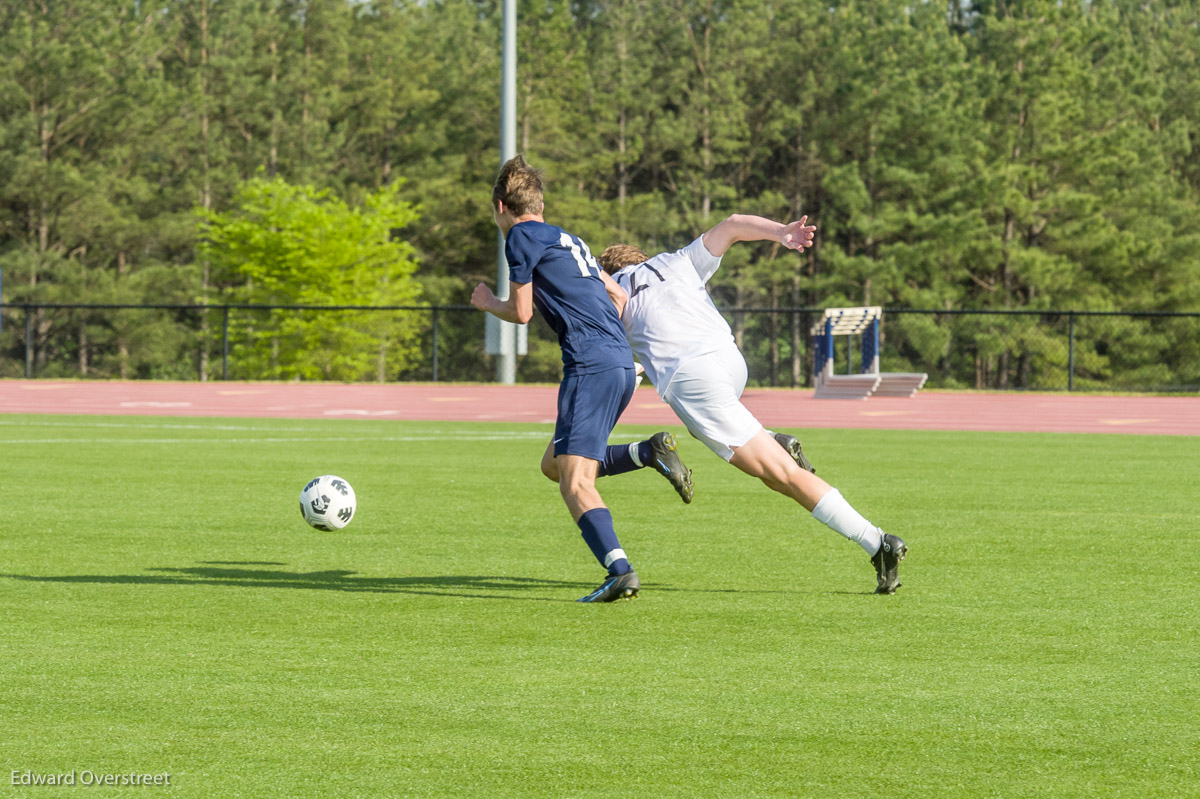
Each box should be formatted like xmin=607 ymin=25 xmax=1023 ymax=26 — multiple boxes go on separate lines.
xmin=559 ymin=232 xmax=601 ymax=278
xmin=628 ymin=264 xmax=666 ymax=298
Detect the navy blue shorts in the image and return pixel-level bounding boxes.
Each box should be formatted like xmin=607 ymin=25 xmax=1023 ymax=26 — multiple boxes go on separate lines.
xmin=553 ymin=366 xmax=636 ymax=461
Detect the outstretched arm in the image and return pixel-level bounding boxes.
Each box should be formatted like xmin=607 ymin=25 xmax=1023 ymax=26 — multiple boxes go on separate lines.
xmin=471 ymin=280 xmax=534 ymax=324
xmin=701 ymin=214 xmax=816 ymax=257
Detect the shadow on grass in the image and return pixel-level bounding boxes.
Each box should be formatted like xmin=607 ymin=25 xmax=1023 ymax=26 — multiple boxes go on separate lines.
xmin=200 ymin=560 xmax=287 ymax=566
xmin=0 ymin=565 xmax=599 ymax=602
xmin=0 ymin=565 xmax=860 ymax=599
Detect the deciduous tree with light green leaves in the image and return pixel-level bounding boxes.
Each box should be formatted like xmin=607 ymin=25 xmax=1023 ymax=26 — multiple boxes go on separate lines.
xmin=198 ymin=175 xmax=423 ymax=381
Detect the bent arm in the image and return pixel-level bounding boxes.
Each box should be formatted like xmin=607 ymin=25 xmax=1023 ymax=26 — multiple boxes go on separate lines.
xmin=471 ymin=280 xmax=534 ymax=324
xmin=701 ymin=214 xmax=816 ymax=257
xmin=600 ymin=271 xmax=628 ymax=318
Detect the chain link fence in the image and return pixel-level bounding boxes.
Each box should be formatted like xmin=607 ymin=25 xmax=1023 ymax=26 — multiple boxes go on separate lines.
xmin=2 ymin=302 xmax=1198 ymax=392
xmin=732 ymin=308 xmax=1200 ymax=392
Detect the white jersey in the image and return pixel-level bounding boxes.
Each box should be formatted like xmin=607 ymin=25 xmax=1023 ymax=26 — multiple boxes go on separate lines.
xmin=612 ymin=236 xmax=738 ymax=396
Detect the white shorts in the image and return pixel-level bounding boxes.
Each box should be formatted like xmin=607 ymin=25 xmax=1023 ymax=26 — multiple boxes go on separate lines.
xmin=661 ymin=347 xmax=762 ymax=461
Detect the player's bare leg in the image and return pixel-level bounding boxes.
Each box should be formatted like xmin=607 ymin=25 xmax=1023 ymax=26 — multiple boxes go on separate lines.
xmin=554 ymin=454 xmax=604 ymax=521
xmin=729 ymin=429 xmax=905 ymax=592
xmin=728 ymin=429 xmax=829 ymax=510
xmin=556 ymin=453 xmax=639 ymax=602
xmin=540 ymin=440 xmax=561 ymax=482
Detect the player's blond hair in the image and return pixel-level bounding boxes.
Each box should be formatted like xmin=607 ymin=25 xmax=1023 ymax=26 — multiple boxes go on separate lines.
xmin=492 ymin=154 xmax=545 ymax=216
xmin=599 ymin=244 xmax=649 ymax=274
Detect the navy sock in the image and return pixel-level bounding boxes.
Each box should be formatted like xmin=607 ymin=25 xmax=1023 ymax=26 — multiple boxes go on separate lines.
xmin=596 ymin=444 xmax=637 ymax=477
xmin=596 ymin=441 xmax=655 ymax=478
xmin=576 ymin=508 xmax=631 ymax=575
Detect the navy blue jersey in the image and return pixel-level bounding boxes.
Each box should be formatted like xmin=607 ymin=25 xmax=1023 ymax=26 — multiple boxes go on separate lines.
xmin=505 ymin=221 xmax=633 ymax=374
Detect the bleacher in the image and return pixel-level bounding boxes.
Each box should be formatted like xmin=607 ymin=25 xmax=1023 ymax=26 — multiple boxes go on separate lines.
xmin=811 ymin=306 xmax=928 ymax=400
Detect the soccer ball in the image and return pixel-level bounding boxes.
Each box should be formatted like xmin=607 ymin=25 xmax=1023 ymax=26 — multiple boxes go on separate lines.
xmin=299 ymin=475 xmax=356 ymax=531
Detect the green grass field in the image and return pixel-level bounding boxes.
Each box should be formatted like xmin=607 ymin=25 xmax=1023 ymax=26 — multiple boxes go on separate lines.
xmin=1 ymin=414 xmax=1197 ymax=798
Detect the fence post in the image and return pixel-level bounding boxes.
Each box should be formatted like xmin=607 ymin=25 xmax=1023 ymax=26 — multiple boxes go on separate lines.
xmin=222 ymin=305 xmax=230 ymax=381
xmin=1068 ymin=312 xmax=1075 ymax=392
xmin=197 ymin=306 xmax=205 ymax=382
xmin=432 ymin=307 xmax=440 ymax=382
xmin=25 ymin=304 xmax=33 ymax=378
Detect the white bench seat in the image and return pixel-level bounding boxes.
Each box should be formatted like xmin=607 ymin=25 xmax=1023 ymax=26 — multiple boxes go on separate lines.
xmin=872 ymin=373 xmax=928 ymax=398
xmin=813 ymin=374 xmax=880 ymax=400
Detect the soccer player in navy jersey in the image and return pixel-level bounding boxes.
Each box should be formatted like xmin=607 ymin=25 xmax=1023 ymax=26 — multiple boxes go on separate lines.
xmin=470 ymin=155 xmax=693 ymax=602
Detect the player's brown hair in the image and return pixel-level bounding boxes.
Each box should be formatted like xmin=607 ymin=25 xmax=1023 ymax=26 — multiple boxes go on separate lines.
xmin=599 ymin=244 xmax=649 ymax=274
xmin=492 ymin=154 xmax=545 ymax=216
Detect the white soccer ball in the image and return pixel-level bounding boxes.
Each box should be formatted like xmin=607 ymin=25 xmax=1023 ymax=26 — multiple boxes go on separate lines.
xmin=299 ymin=475 xmax=357 ymax=531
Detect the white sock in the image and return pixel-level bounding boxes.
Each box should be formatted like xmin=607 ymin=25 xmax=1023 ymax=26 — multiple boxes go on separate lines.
xmin=811 ymin=488 xmax=883 ymax=555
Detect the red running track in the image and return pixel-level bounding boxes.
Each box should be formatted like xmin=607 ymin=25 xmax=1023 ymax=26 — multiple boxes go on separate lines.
xmin=0 ymin=380 xmax=1196 ymax=435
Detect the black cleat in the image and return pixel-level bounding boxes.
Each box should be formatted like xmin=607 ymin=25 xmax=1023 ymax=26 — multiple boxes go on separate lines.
xmin=577 ymin=570 xmax=640 ymax=603
xmin=648 ymin=432 xmax=693 ymax=504
xmin=871 ymin=533 xmax=908 ymax=594
xmin=773 ymin=432 xmax=816 ymax=474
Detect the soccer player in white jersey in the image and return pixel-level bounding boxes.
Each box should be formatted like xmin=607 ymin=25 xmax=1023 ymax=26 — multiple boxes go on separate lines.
xmin=599 ymin=214 xmax=908 ymax=593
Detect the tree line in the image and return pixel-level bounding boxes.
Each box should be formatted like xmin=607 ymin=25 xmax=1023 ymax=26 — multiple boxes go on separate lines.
xmin=1 ymin=0 xmax=1198 ymax=386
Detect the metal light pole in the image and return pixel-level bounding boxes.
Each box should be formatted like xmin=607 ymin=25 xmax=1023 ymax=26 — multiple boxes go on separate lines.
xmin=492 ymin=0 xmax=519 ymax=384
